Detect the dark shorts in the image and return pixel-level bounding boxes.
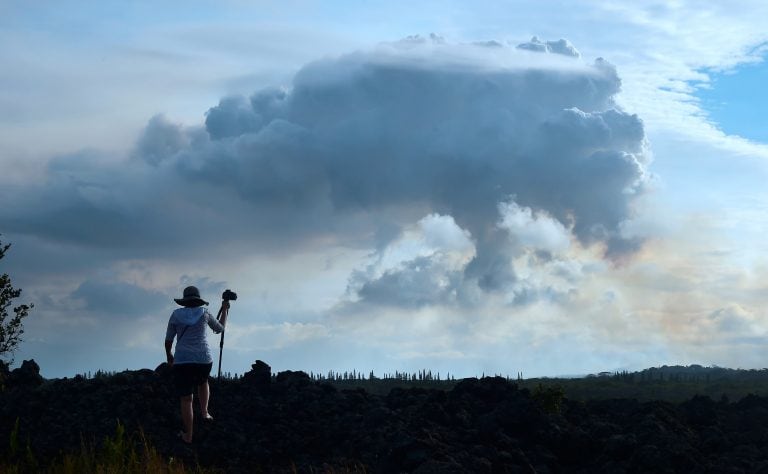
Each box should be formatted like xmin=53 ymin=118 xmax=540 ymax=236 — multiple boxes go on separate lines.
xmin=172 ymin=362 xmax=213 ymax=397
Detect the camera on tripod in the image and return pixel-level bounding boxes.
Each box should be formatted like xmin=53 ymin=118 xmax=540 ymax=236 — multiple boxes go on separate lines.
xmin=222 ymin=289 xmax=238 ymax=301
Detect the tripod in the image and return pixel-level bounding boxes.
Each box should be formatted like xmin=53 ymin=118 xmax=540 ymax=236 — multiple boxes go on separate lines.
xmin=216 ymin=289 xmax=237 ymax=380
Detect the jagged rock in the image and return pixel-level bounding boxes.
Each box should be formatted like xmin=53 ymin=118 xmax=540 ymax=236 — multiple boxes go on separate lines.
xmin=242 ymin=359 xmax=271 ymax=386
xmin=275 ymin=369 xmax=310 ymax=386
xmin=8 ymin=359 xmax=43 ymax=388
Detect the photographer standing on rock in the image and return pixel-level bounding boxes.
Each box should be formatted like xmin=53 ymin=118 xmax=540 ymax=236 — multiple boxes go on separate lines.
xmin=165 ymin=286 xmax=228 ymax=444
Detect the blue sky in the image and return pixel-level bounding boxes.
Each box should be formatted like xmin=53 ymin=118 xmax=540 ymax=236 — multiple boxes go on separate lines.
xmin=2 ymin=1 xmax=768 ymax=379
xmin=698 ymin=58 xmax=768 ymax=142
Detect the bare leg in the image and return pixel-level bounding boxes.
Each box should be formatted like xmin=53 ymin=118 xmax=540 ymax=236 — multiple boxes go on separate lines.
xmin=180 ymin=395 xmax=193 ymax=443
xmin=198 ymin=381 xmax=213 ymax=419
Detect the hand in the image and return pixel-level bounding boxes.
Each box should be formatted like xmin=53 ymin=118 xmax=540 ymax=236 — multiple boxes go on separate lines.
xmin=222 ymin=300 xmax=230 ymax=310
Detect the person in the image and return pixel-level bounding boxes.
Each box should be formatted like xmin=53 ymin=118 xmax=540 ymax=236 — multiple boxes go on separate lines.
xmin=165 ymin=285 xmax=228 ymax=444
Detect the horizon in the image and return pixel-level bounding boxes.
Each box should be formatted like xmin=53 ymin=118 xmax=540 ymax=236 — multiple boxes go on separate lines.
xmin=2 ymin=1 xmax=768 ymax=380
xmin=14 ymin=359 xmax=766 ymax=383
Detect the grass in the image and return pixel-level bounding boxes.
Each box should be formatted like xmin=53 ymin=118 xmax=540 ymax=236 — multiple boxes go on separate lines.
xmin=3 ymin=418 xmax=368 ymax=473
xmin=2 ymin=419 xmax=216 ymax=474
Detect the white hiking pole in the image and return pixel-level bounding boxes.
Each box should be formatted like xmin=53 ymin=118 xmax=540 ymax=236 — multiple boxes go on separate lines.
xmin=217 ymin=289 xmax=237 ymax=380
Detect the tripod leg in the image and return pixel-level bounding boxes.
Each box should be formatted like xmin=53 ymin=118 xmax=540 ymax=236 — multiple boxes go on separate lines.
xmin=216 ymin=301 xmax=229 ymax=381
xmin=218 ymin=332 xmax=224 ymax=380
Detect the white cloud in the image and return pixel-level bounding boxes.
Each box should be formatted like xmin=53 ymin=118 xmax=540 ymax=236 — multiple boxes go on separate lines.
xmin=517 ymin=36 xmax=580 ymax=58
xmin=497 ymin=201 xmax=571 ymax=254
xmin=371 ymin=214 xmax=475 ymax=277
xmin=344 ymin=214 xmax=474 ymax=309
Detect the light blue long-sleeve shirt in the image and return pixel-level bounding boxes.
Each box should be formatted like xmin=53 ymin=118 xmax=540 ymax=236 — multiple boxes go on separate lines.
xmin=165 ymin=307 xmax=224 ymax=364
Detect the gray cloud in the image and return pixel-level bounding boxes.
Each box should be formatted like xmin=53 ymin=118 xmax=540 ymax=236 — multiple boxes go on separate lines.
xmin=71 ymin=278 xmax=168 ymax=318
xmin=134 ymin=114 xmax=190 ymax=166
xmin=1 ymin=37 xmax=649 ymax=306
xmin=353 ymin=256 xmax=462 ymax=309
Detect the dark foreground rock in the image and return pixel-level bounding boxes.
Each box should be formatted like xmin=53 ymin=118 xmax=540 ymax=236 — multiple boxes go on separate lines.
xmin=3 ymin=360 xmax=768 ymax=473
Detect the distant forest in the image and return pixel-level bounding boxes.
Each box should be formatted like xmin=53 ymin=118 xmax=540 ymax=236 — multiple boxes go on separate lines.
xmin=308 ymin=365 xmax=768 ymax=401
xmin=76 ymin=364 xmax=768 ymax=401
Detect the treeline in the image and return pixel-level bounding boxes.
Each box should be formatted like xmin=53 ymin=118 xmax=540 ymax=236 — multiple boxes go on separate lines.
xmin=304 ymin=365 xmax=768 ymax=401
xmin=69 ymin=364 xmax=768 ymax=402
xmin=308 ymin=369 xmax=458 ymax=382
xmin=305 ymin=369 xmax=526 ymax=396
xmin=522 ymin=365 xmax=768 ymax=402
xmin=306 ymin=369 xmax=463 ymax=395
xmin=593 ymin=364 xmax=768 ymax=383
xmin=74 ymin=369 xmax=241 ymax=381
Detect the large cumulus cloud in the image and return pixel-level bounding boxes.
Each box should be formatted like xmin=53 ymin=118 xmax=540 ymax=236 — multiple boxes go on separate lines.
xmin=1 ymin=36 xmax=649 ymax=307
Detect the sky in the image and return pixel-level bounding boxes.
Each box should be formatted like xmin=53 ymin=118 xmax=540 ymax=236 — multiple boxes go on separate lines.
xmin=1 ymin=1 xmax=768 ymax=379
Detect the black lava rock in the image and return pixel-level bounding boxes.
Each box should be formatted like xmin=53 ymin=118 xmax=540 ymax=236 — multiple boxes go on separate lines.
xmin=242 ymin=359 xmax=271 ymax=387
xmin=3 ymin=361 xmax=768 ymax=473
xmin=8 ymin=359 xmax=43 ymax=388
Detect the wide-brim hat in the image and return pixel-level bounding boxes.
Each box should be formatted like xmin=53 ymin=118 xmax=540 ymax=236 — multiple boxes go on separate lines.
xmin=174 ymin=285 xmax=209 ymax=307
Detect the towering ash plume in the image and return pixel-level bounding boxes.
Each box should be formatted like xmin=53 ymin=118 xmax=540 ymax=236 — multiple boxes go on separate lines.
xmin=2 ymin=36 xmax=648 ymax=306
